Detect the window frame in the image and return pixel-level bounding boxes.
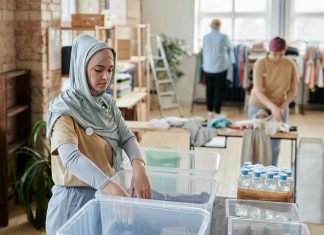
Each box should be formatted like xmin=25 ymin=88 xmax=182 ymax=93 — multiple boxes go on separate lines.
xmin=286 ymin=0 xmax=324 ymax=41
xmin=195 ymin=0 xmax=271 ymax=52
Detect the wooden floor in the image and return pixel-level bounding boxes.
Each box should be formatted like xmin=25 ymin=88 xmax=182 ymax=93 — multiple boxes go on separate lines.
xmin=1 ymin=104 xmax=323 ymax=235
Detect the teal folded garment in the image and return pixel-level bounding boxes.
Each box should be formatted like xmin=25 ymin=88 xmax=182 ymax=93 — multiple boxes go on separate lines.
xmin=208 ymin=117 xmax=232 ymax=129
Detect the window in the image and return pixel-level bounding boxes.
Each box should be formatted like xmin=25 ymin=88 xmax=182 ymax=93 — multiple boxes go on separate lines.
xmin=61 ymin=0 xmax=76 ymax=46
xmin=289 ymin=0 xmax=324 ymax=41
xmin=196 ymin=0 xmax=268 ymax=51
xmin=195 ymin=0 xmax=324 ymax=52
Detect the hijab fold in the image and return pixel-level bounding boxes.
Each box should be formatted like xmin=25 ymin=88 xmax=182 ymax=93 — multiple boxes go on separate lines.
xmin=47 ymin=34 xmax=134 ymax=170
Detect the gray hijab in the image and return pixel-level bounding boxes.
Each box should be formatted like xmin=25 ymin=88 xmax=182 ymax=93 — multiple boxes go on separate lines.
xmin=46 ymin=34 xmax=134 ymax=170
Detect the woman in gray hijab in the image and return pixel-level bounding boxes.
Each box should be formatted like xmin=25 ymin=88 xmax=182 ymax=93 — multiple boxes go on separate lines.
xmin=45 ymin=34 xmax=151 ymax=234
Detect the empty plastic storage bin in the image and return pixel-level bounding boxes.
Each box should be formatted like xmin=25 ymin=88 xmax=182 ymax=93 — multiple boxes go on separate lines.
xmin=228 ymin=218 xmax=310 ymax=235
xmin=122 ymin=147 xmax=220 ymax=177
xmin=225 ymin=199 xmax=301 ymax=222
xmin=296 ymin=137 xmax=324 ymax=223
xmin=57 ymin=197 xmax=210 ymax=235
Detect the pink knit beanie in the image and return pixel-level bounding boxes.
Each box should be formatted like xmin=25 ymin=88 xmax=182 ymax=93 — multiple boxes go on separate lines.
xmin=269 ymin=37 xmax=287 ymax=52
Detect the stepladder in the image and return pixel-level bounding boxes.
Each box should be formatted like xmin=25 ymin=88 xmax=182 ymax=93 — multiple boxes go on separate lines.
xmin=149 ymin=34 xmax=183 ymax=117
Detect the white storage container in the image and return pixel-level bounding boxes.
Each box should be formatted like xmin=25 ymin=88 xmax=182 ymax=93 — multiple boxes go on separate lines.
xmin=228 ymin=218 xmax=310 ymax=235
xmin=57 ymin=197 xmax=210 ymax=235
xmin=122 ymin=147 xmax=220 ymax=178
xmin=96 ymin=169 xmax=217 ymax=234
xmin=296 ymin=137 xmax=324 ymax=223
xmin=97 ymin=169 xmax=218 ymax=216
xmin=225 ymin=199 xmax=301 ymax=222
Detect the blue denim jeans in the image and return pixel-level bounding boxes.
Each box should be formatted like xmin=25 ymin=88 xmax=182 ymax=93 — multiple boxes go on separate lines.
xmin=247 ymin=105 xmax=288 ymax=166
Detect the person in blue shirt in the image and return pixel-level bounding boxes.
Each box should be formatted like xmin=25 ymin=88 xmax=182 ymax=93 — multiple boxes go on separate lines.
xmin=202 ymin=19 xmax=231 ymax=117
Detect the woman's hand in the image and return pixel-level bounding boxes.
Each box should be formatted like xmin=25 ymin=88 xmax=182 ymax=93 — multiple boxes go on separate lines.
xmin=102 ymin=181 xmax=131 ymax=197
xmin=271 ymin=105 xmax=283 ymax=122
xmin=130 ymin=160 xmax=151 ymax=199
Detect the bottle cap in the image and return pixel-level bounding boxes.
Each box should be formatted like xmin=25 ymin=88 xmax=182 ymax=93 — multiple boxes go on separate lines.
xmin=241 ymin=168 xmax=249 ymax=175
xmin=279 ymin=174 xmax=287 ymax=181
xmin=266 ymin=172 xmax=274 ymax=179
xmin=243 ymin=161 xmax=252 ymax=166
xmin=254 ymin=170 xmax=261 ymax=177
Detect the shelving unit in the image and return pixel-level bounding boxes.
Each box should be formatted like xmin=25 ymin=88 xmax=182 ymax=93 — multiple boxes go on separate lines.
xmin=60 ymin=23 xmax=151 ymax=121
xmin=0 ymin=69 xmax=31 ymax=227
xmin=95 ymin=24 xmax=151 ymax=121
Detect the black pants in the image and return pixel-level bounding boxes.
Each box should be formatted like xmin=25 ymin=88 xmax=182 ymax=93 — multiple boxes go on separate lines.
xmin=205 ymin=70 xmax=227 ymax=114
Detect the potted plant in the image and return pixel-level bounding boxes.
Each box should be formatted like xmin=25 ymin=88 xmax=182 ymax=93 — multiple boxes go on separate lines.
xmin=16 ymin=120 xmax=53 ymax=229
xmin=160 ymin=34 xmax=191 ymax=81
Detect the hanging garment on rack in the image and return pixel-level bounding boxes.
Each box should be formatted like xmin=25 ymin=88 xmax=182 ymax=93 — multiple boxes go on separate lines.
xmin=304 ymin=46 xmax=323 ymax=90
xmin=239 ymin=46 xmax=244 ymax=86
xmin=227 ymin=47 xmax=235 ymax=82
xmin=243 ymin=47 xmax=250 ymax=89
xmin=234 ymin=45 xmax=240 ymax=87
xmin=233 ymin=44 xmax=250 ymax=88
xmin=309 ymin=61 xmax=316 ymax=90
xmin=304 ymin=58 xmax=312 ymax=85
xmin=316 ymin=58 xmax=323 ymax=88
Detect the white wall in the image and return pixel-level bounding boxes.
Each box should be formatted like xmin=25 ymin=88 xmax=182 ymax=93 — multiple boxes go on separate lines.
xmin=142 ymin=0 xmax=200 ymax=107
xmin=77 ymin=0 xmax=100 ymax=13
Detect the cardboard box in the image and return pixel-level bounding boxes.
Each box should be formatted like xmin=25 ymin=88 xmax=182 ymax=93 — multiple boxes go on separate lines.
xmin=72 ymin=14 xmax=104 ymax=28
xmin=237 ymin=187 xmax=294 ymax=203
xmin=116 ymin=39 xmax=131 ymax=60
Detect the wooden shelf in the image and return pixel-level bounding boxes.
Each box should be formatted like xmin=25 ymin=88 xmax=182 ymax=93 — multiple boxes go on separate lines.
xmin=7 ymin=105 xmax=29 ymax=118
xmin=8 ymin=139 xmax=27 ymax=155
xmin=116 ymin=89 xmax=147 ymax=109
xmin=0 ymin=69 xmax=29 ymax=79
xmin=61 ymin=26 xmax=97 ymax=31
xmin=0 ymin=69 xmax=31 ymax=226
xmin=119 ymin=56 xmax=147 ymax=63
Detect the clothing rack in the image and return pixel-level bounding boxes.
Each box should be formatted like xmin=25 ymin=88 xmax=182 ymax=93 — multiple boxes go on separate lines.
xmin=191 ymin=52 xmax=244 ymax=113
xmin=299 ymin=41 xmax=324 ymax=114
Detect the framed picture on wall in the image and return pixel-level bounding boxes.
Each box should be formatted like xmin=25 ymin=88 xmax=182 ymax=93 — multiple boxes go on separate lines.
xmin=47 ymin=27 xmax=61 ymax=70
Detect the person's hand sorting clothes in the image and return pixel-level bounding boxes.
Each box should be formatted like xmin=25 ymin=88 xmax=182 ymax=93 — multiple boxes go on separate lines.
xmin=129 ymin=160 xmax=151 ymax=199
xmin=270 ymin=105 xmax=284 ymax=122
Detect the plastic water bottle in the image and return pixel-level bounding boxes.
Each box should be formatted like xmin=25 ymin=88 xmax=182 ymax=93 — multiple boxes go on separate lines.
xmin=246 ymin=165 xmax=255 ymax=179
xmin=278 ymin=174 xmax=290 ymax=192
xmin=284 ymin=170 xmax=292 ymax=182
xmin=264 ymin=172 xmax=277 ymax=192
xmin=251 ymin=171 xmax=263 ymax=190
xmin=273 ymin=171 xmax=279 ymax=184
xmin=238 ymin=168 xmax=250 ymax=189
xmin=243 ymin=161 xmax=252 ymax=167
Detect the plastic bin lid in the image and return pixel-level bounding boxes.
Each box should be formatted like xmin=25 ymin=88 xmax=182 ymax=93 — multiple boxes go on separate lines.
xmin=228 ymin=218 xmax=310 ymax=235
xmin=225 ymin=199 xmax=301 ymax=222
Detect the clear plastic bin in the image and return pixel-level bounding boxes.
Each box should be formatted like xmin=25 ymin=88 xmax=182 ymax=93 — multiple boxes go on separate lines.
xmin=122 ymin=147 xmax=220 ymax=178
xmin=228 ymin=218 xmax=310 ymax=235
xmin=96 ymin=169 xmax=218 ymax=216
xmin=225 ymin=199 xmax=301 ymax=222
xmin=57 ymin=197 xmax=210 ymax=235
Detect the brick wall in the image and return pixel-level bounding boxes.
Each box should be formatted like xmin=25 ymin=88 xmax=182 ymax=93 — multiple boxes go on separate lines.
xmin=1 ymin=1 xmax=16 ymax=143
xmin=0 ymin=0 xmax=16 ymax=73
xmin=15 ymin=0 xmax=62 ymax=122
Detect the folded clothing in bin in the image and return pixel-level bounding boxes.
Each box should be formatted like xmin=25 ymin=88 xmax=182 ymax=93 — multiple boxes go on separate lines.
xmin=150 ymin=190 xmax=210 ymax=204
xmin=107 ymin=218 xmax=160 ymax=235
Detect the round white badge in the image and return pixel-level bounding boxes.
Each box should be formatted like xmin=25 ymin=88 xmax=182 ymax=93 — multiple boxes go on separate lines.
xmin=85 ymin=127 xmax=94 ymax=136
